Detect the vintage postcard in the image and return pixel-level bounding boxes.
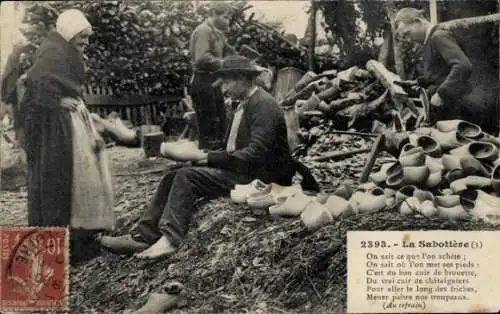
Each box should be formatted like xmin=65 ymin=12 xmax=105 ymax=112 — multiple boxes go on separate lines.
xmin=1 ymin=1 xmax=499 ymax=313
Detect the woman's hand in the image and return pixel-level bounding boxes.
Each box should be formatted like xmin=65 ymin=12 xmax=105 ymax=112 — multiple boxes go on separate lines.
xmin=60 ymin=97 xmax=80 ymax=111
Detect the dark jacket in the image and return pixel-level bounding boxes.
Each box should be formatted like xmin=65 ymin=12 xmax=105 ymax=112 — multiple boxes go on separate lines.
xmin=418 ymin=25 xmax=473 ymax=103
xmin=189 ymin=20 xmax=236 ymax=72
xmin=207 ymin=88 xmax=295 ymax=185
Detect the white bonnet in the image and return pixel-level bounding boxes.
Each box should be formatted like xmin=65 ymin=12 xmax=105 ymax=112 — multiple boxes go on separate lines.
xmin=56 ymin=9 xmax=92 ymax=42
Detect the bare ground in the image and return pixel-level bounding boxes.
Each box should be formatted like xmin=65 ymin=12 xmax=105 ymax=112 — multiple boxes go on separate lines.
xmin=2 ymin=144 xmax=498 ymax=314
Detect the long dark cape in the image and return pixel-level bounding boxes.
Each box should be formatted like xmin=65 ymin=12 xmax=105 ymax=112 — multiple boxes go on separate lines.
xmin=21 ymin=31 xmax=85 ymax=226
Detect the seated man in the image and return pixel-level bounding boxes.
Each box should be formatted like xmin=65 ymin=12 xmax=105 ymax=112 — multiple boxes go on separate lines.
xmin=100 ymin=55 xmax=296 ymax=259
xmin=394 ymin=8 xmax=498 ymax=134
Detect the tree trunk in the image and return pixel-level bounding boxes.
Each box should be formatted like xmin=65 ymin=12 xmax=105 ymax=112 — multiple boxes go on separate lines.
xmin=378 ymin=24 xmax=394 ymax=70
xmin=307 ymin=1 xmax=317 ymax=71
xmin=386 ymin=0 xmax=406 ymax=80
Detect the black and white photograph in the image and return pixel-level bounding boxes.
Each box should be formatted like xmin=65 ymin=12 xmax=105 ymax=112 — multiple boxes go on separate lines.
xmin=1 ymin=1 xmax=499 ymax=313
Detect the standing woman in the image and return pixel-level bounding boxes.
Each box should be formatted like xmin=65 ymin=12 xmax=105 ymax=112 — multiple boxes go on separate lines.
xmin=20 ymin=9 xmax=114 ymax=263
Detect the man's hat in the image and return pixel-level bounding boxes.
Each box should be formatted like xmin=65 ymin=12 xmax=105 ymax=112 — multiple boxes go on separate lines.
xmin=213 ymin=55 xmax=262 ymax=78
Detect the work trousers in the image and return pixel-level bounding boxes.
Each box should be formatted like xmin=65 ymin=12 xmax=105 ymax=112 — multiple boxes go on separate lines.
xmin=132 ymin=166 xmax=251 ymax=248
xmin=190 ymin=72 xmax=227 ymax=150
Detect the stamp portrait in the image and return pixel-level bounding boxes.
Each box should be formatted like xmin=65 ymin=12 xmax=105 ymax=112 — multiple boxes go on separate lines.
xmin=0 ymin=227 xmax=69 ymax=312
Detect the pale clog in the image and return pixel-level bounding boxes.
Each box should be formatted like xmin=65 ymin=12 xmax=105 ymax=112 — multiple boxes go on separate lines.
xmin=399 ymin=144 xmax=426 ymax=167
xmin=420 ymin=200 xmax=438 ymax=217
xmin=430 ymin=129 xmax=470 ymax=150
xmin=445 ymin=168 xmax=468 ymax=183
xmin=400 ymin=196 xmax=421 ymax=216
xmin=425 ymin=170 xmax=443 ymax=189
xmin=450 ymin=141 xmax=498 ymax=162
xmin=435 ymin=120 xmax=463 ymax=132
xmin=402 ymin=165 xmax=430 ymax=186
xmin=131 ymin=282 xmax=187 ymax=314
xmin=442 ymin=154 xmax=462 ymax=170
xmin=466 ymin=190 xmax=500 ymax=223
xmin=425 ymin=156 xmax=444 ymax=173
xmin=268 ymin=191 xmax=313 ymax=217
xmin=478 ymin=132 xmax=500 ymax=147
xmin=351 ymin=187 xmax=387 ymax=213
xmin=230 ymin=179 xmax=270 ymax=204
xmin=247 ymin=183 xmax=302 ymax=208
xmin=415 ymin=135 xmax=442 ymax=157
xmin=300 ymin=201 xmax=333 ymax=231
xmin=369 ymin=162 xmax=396 ymax=185
xmin=435 ymin=195 xmax=461 ymax=208
xmin=160 ymin=139 xmax=201 ymax=161
xmin=325 ymin=195 xmax=355 ymax=218
xmin=492 ymin=164 xmax=500 ymax=194
xmin=436 ymin=120 xmax=482 ymax=139
xmin=332 ymin=180 xmax=355 ymax=200
xmin=386 ymin=172 xmax=405 ymax=189
xmin=460 ymin=156 xmax=490 ymax=177
xmin=413 ymin=189 xmax=434 ymax=203
xmin=437 ymin=205 xmax=469 ymax=220
xmin=449 ymin=176 xmax=492 ymax=194
xmin=395 ymin=185 xmax=418 ymax=204
xmin=386 ymin=162 xmax=403 ymax=177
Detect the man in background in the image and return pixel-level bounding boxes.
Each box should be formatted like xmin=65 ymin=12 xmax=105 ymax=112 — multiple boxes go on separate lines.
xmin=394 ymin=7 xmax=498 ymax=134
xmin=189 ymin=1 xmax=236 ymax=150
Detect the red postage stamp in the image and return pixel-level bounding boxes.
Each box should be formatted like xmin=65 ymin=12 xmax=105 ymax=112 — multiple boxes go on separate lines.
xmin=0 ymin=227 xmax=69 ymax=311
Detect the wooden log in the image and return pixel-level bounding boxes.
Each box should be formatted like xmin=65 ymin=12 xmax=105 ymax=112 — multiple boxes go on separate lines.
xmin=280 ymin=78 xmax=331 ymax=107
xmin=366 ymin=59 xmax=408 ymax=106
xmin=308 ymin=0 xmax=317 ymax=71
xmin=330 ymin=130 xmax=379 ymax=137
xmin=316 ymin=78 xmax=342 ymax=101
xmin=359 ymin=134 xmax=385 ymax=183
xmin=310 ymin=147 xmax=371 ymax=162
xmin=338 ymin=89 xmax=391 ymax=128
xmin=318 ymin=92 xmax=366 ymax=114
xmin=440 ymin=13 xmax=500 ymax=30
xmin=429 ymin=0 xmax=438 ymax=24
xmin=378 ymin=24 xmax=394 ymax=68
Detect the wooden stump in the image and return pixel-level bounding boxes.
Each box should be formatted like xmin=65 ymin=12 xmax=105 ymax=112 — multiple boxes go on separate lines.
xmin=142 ymin=132 xmax=165 ymax=158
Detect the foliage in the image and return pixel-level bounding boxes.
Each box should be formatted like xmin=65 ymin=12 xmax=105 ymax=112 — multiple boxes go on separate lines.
xmin=317 ymin=0 xmax=498 ymax=76
xmin=20 ymin=0 xmax=336 ymax=97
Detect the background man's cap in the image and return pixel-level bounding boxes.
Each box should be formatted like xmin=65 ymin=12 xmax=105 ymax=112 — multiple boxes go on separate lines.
xmin=209 ymin=2 xmax=232 ymax=14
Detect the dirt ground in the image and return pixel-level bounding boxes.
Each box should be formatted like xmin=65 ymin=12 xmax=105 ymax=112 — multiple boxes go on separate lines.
xmin=2 ymin=145 xmax=499 ymax=314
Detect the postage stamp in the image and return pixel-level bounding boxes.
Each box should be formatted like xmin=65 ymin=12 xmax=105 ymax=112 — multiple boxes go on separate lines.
xmin=0 ymin=227 xmax=69 ymax=311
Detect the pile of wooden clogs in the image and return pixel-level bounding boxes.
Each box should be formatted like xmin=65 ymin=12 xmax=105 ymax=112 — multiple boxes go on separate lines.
xmin=369 ymin=119 xmax=500 ymax=223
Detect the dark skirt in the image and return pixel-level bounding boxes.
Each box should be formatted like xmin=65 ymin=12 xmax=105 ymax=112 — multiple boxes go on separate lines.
xmin=189 ymin=72 xmax=227 ymax=150
xmin=25 ymin=106 xmax=73 ymax=227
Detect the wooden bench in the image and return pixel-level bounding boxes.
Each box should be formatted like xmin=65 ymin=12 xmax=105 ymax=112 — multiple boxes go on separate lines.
xmin=83 ymin=85 xmax=184 ymax=127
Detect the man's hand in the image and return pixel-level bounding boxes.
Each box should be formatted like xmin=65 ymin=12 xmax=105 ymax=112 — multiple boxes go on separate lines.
xmin=191 ymin=150 xmax=208 ymax=162
xmin=60 ymin=97 xmax=80 ymax=111
xmin=430 ymin=93 xmax=443 ymax=107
